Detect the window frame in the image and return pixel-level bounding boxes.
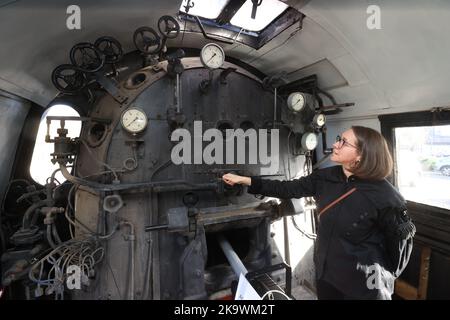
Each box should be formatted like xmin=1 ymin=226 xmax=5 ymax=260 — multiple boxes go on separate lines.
xmin=379 ymin=110 xmax=450 ymax=254
xmin=28 ymin=103 xmax=83 ymax=186
xmin=10 ymin=103 xmax=43 ymax=184
xmin=178 ymin=7 xmax=304 ymax=49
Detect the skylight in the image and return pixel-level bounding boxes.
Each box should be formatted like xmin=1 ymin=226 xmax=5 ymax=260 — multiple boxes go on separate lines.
xmin=179 ymin=0 xmax=230 ymax=20
xmin=230 ymin=0 xmax=289 ymax=32
xmin=178 ymin=0 xmax=301 ymax=49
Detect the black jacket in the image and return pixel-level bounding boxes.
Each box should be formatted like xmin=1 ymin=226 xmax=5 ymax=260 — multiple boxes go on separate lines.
xmin=248 ymin=165 xmax=415 ymax=299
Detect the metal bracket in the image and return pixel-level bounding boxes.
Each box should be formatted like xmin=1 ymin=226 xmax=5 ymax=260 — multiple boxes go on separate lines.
xmin=94 ymin=73 xmax=129 ymax=104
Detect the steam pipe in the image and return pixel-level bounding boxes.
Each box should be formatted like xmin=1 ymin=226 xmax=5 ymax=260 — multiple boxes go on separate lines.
xmin=317 ymin=87 xmax=337 ymax=106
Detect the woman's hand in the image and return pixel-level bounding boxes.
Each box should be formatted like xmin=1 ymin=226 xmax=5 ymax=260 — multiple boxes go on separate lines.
xmin=222 ymin=173 xmax=251 ymax=186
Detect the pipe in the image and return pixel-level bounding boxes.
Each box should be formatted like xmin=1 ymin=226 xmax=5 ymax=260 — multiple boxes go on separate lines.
xmin=273 ymin=87 xmax=277 ymax=127
xmin=51 ymin=223 xmax=62 ymax=245
xmin=143 ymin=239 xmax=153 ymax=300
xmin=121 ymin=221 xmax=135 ymax=300
xmin=47 ymin=225 xmax=57 ymax=249
xmin=217 ymin=234 xmax=248 ymax=277
xmin=152 ymin=183 xmax=217 ymax=193
xmin=22 ymin=201 xmax=47 ymax=229
xmin=144 ymin=224 xmax=168 ymax=232
xmin=283 ymin=217 xmax=291 ymax=265
xmin=60 ymin=164 xmax=217 ymax=193
xmin=317 ymin=87 xmax=337 ymax=106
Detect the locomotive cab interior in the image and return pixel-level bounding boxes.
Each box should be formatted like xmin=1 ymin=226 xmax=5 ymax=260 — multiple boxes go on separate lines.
xmin=1 ymin=0 xmax=450 ymax=301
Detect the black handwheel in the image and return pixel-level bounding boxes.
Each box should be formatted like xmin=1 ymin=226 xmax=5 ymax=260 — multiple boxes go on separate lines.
xmin=70 ymin=42 xmax=105 ymax=73
xmin=94 ymin=36 xmax=123 ymax=64
xmin=133 ymin=27 xmax=162 ymax=54
xmin=158 ymin=15 xmax=180 ymax=39
xmin=51 ymin=64 xmax=87 ymax=94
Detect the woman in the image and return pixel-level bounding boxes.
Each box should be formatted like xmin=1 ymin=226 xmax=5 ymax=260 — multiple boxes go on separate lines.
xmin=222 ymin=126 xmax=415 ymax=300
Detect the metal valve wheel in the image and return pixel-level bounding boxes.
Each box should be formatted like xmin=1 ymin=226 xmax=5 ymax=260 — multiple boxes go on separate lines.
xmin=69 ymin=42 xmax=106 ymax=73
xmin=94 ymin=36 xmax=123 ymax=64
xmin=158 ymin=15 xmax=180 ymax=39
xmin=51 ymin=64 xmax=87 ymax=94
xmin=133 ymin=27 xmax=162 ymax=54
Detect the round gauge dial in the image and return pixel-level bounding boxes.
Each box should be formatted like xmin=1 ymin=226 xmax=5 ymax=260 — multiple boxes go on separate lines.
xmin=121 ymin=107 xmax=148 ymax=134
xmin=287 ymin=92 xmax=306 ymax=112
xmin=301 ymin=132 xmax=318 ymax=151
xmin=200 ymin=43 xmax=225 ymax=69
xmin=313 ymin=113 xmax=326 ymax=127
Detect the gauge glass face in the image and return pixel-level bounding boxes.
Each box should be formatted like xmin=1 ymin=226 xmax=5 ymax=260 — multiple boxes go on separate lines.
xmin=287 ymin=92 xmax=305 ymax=112
xmin=315 ymin=114 xmax=326 ymax=127
xmin=121 ymin=108 xmax=148 ymax=134
xmin=200 ymin=44 xmax=225 ymax=69
xmin=302 ymin=132 xmax=318 ymax=151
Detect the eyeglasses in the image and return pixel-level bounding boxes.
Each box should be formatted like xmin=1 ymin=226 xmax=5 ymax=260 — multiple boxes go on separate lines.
xmin=335 ymin=135 xmax=357 ymax=149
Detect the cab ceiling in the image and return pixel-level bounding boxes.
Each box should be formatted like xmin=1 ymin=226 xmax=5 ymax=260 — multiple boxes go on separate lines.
xmin=1 ymin=0 xmax=449 ymax=119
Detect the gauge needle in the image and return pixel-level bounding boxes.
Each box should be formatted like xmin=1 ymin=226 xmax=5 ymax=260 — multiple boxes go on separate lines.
xmin=128 ymin=116 xmax=139 ymax=126
xmin=207 ymin=53 xmax=217 ymax=63
xmin=294 ymin=99 xmax=301 ymax=106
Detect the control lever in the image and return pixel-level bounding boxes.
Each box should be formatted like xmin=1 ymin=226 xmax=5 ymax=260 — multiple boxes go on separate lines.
xmin=144 ymin=207 xmax=188 ymax=233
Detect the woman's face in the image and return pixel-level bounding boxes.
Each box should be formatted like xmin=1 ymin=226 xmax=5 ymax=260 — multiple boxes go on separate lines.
xmin=330 ymin=129 xmax=361 ymax=167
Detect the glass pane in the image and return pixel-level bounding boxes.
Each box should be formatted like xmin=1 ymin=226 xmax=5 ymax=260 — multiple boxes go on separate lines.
xmin=395 ymin=125 xmax=450 ymax=210
xmin=230 ymin=0 xmax=288 ymax=32
xmin=179 ymin=0 xmax=230 ymax=19
xmin=30 ymin=104 xmax=81 ymax=185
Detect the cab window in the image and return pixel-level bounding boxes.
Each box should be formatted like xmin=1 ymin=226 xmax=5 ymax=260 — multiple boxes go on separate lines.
xmin=30 ymin=104 xmax=81 ymax=185
xmin=394 ymin=125 xmax=450 ymax=210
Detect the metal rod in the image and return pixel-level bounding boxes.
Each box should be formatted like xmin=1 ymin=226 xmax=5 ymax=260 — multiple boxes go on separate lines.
xmin=283 ymin=217 xmax=291 ymax=265
xmin=144 ymin=224 xmax=168 ymax=232
xmin=120 ymin=221 xmax=135 ymax=300
xmin=176 ymin=73 xmax=181 ymax=113
xmin=60 ymin=164 xmax=217 ymax=192
xmin=273 ymin=87 xmax=277 ymax=126
xmin=153 ymin=183 xmax=217 ymax=193
xmin=217 ymin=234 xmax=248 ymax=276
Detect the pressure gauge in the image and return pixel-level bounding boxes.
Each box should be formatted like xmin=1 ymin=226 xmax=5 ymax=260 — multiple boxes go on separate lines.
xmin=121 ymin=107 xmax=148 ymax=134
xmin=301 ymin=132 xmax=318 ymax=151
xmin=287 ymin=92 xmax=306 ymax=112
xmin=313 ymin=113 xmax=326 ymax=128
xmin=200 ymin=43 xmax=225 ymax=69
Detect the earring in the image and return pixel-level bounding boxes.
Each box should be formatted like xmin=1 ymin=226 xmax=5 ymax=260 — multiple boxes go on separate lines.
xmin=351 ymin=159 xmax=360 ymax=168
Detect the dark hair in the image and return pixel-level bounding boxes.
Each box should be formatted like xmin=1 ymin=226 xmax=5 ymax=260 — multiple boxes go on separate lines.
xmin=350 ymin=126 xmax=393 ymax=180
